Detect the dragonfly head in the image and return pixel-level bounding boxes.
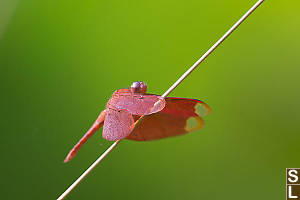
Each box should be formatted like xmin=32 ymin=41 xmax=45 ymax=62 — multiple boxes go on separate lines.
xmin=131 ymin=81 xmax=147 ymax=94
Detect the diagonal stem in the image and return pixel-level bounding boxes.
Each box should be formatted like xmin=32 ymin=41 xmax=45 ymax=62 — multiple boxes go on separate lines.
xmin=162 ymin=0 xmax=264 ymax=98
xmin=57 ymin=1 xmax=264 ymax=199
xmin=57 ymin=140 xmax=120 ymax=200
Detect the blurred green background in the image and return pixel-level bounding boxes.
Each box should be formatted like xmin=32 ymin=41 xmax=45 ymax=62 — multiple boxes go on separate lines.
xmin=1 ymin=0 xmax=299 ymax=199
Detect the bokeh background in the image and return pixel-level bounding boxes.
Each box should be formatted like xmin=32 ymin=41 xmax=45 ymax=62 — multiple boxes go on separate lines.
xmin=1 ymin=0 xmax=299 ymax=199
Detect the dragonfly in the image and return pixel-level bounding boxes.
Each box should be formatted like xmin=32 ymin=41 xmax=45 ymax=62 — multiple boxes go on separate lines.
xmin=64 ymin=81 xmax=210 ymax=162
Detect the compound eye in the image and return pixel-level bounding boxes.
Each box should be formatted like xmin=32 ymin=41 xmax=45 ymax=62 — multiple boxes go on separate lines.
xmin=130 ymin=81 xmax=147 ymax=94
xmin=138 ymin=82 xmax=147 ymax=93
xmin=131 ymin=82 xmax=141 ymax=93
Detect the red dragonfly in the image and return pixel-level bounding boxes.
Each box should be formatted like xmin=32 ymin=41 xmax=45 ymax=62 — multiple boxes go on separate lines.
xmin=64 ymin=81 xmax=210 ymax=162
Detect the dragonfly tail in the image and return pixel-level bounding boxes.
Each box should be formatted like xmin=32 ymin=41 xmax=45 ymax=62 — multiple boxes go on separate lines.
xmin=64 ymin=110 xmax=106 ymax=163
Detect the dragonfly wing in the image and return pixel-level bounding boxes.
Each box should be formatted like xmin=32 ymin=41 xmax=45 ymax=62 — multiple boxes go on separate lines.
xmin=103 ymin=108 xmax=135 ymax=141
xmin=127 ymin=97 xmax=210 ymax=141
xmin=108 ymin=89 xmax=166 ymax=116
xmin=158 ymin=97 xmax=210 ymax=117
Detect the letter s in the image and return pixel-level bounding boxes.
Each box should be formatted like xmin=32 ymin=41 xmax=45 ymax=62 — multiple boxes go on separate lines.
xmin=288 ymin=170 xmax=299 ymax=183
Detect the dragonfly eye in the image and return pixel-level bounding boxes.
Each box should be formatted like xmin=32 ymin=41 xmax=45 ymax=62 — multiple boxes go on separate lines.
xmin=131 ymin=81 xmax=147 ymax=94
